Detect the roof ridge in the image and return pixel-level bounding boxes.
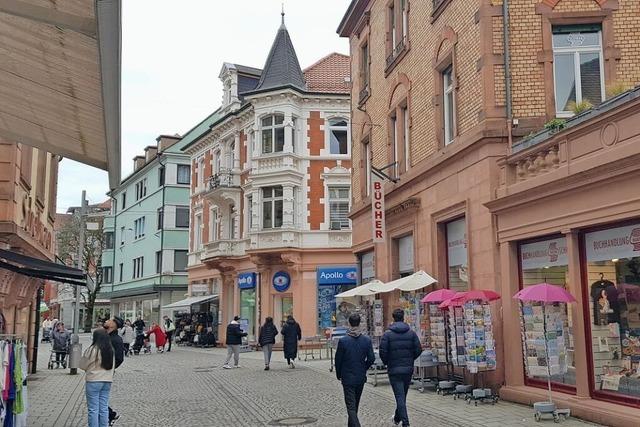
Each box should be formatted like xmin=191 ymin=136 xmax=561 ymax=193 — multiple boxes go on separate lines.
xmin=303 ymin=52 xmax=349 ymax=72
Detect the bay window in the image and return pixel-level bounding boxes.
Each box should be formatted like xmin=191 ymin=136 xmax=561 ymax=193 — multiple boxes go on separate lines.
xmin=328 ymin=186 xmax=350 ymax=230
xmin=261 ymin=114 xmax=285 ymax=154
xmin=262 ymin=186 xmax=283 ymax=229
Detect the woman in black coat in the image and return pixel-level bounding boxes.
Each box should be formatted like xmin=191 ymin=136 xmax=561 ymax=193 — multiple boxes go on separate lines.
xmin=280 ymin=315 xmax=302 ymax=368
xmin=258 ymin=317 xmax=278 ymax=370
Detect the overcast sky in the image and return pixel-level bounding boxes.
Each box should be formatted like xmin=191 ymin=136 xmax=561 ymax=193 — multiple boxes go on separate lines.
xmin=57 ymin=0 xmax=350 ymax=211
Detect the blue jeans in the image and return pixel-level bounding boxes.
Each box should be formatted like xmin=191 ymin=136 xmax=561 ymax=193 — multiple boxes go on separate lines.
xmin=86 ymin=381 xmax=112 ymax=427
xmin=389 ymin=374 xmax=412 ymax=426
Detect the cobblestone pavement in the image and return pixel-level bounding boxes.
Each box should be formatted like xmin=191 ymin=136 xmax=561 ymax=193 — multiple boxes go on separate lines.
xmin=27 ymin=335 xmax=599 ymax=427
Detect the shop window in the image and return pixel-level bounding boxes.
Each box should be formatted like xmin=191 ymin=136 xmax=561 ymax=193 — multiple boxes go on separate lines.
xmin=328 ymin=186 xmax=350 ymax=230
xmin=261 ymin=114 xmax=285 ymax=154
xmin=359 ymin=251 xmax=375 ymax=284
xmin=445 ymin=218 xmax=468 ymax=292
xmin=262 ymin=186 xmax=283 ymax=229
xmin=176 ymin=206 xmax=190 ymax=228
xmin=174 ymin=250 xmax=188 ymax=272
xmin=397 ymin=234 xmax=414 ymax=278
xmin=240 ymin=288 xmax=256 ymax=341
xmin=177 ymin=164 xmax=191 ymax=185
xmin=329 ymin=119 xmax=349 ymax=155
xmin=584 ymin=222 xmax=640 ymax=401
xmin=104 ymin=232 xmax=114 ymax=250
xmin=519 ymin=237 xmax=575 ymax=389
xmin=155 ymin=251 xmax=162 ymax=274
xmin=552 ymin=25 xmax=604 ymax=118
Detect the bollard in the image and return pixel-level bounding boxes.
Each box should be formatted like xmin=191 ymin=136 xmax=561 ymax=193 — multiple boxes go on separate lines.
xmin=68 ymin=334 xmax=82 ymax=375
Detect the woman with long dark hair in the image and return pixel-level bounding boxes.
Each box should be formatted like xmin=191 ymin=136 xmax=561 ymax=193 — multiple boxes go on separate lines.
xmin=80 ymin=328 xmax=115 ymax=427
xmin=258 ymin=317 xmax=278 ymax=370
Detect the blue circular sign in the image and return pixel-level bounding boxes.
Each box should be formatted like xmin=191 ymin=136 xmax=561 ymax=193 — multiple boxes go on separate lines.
xmin=273 ymin=271 xmax=291 ymax=292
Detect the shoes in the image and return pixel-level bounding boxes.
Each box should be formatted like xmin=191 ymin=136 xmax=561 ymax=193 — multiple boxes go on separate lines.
xmin=234 ymin=365 xmax=240 ymax=368
xmin=391 ymin=415 xmax=400 ymax=426
xmin=109 ymin=414 xmax=120 ymax=426
xmin=264 ymin=366 xmax=270 ymax=371
xmin=290 ymin=362 xmax=295 ymax=369
xmin=222 ymin=364 xmax=233 ymax=369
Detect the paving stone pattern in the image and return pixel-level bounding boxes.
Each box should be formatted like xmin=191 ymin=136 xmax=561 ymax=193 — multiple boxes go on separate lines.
xmin=28 ymin=335 xmax=600 ymax=427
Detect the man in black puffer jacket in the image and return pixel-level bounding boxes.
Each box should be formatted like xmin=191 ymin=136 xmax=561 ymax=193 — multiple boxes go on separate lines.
xmin=379 ymin=309 xmax=422 ymax=427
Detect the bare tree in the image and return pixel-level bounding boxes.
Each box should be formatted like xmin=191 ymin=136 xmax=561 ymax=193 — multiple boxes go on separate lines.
xmin=56 ymin=212 xmax=105 ymax=332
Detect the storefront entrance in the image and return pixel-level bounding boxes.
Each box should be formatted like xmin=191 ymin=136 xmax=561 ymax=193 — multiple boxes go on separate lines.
xmin=274 ymin=295 xmax=293 ymax=335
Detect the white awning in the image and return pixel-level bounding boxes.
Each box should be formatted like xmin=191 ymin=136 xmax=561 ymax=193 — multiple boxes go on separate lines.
xmin=367 ymin=270 xmax=437 ymax=293
xmin=0 ymin=0 xmax=122 ymax=189
xmin=162 ymin=294 xmax=219 ymax=310
xmin=335 ymin=280 xmax=385 ymax=298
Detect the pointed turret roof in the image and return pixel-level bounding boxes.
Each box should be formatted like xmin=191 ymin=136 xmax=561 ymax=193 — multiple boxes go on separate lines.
xmin=251 ymin=11 xmax=306 ymax=93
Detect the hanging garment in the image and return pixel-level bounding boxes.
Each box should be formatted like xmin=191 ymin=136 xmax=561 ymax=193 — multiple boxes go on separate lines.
xmin=1 ymin=343 xmax=10 ymax=402
xmin=591 ymin=279 xmax=615 ymax=325
xmin=12 ymin=343 xmax=22 ymax=415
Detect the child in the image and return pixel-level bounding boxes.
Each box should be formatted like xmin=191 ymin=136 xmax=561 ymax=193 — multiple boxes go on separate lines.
xmin=80 ymin=328 xmax=115 ymax=427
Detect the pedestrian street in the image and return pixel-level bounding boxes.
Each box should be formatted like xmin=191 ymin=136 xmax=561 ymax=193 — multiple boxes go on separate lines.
xmin=27 ymin=336 xmax=598 ymax=427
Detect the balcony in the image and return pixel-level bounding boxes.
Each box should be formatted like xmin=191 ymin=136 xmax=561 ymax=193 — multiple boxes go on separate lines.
xmin=249 ymin=228 xmax=352 ymax=251
xmin=385 ymin=37 xmax=407 ymax=73
xmin=203 ymin=168 xmax=240 ymax=203
xmin=358 ymin=86 xmax=370 ymax=105
xmin=251 ymin=154 xmax=302 ymax=176
xmin=202 ymin=238 xmax=248 ymax=261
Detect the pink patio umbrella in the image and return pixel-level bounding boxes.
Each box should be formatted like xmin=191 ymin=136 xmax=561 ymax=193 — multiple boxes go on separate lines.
xmin=459 ymin=289 xmax=501 ymax=303
xmin=421 ymin=289 xmax=457 ymax=304
xmin=513 ymin=283 xmax=576 ymax=416
xmin=438 ymin=292 xmax=467 ymax=309
xmin=513 ymin=283 xmax=576 ymax=303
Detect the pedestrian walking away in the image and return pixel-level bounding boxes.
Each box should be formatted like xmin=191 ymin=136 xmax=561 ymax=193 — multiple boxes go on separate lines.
xmin=147 ymin=321 xmax=167 ymax=353
xmin=379 ymin=309 xmax=422 ymax=427
xmin=163 ymin=315 xmax=176 ymax=352
xmin=119 ymin=320 xmax=134 ymax=357
xmin=80 ymin=328 xmax=115 ymax=427
xmin=335 ymin=313 xmax=375 ymax=427
xmin=103 ymin=316 xmax=125 ymax=425
xmin=51 ymin=322 xmax=71 ymax=368
xmin=223 ymin=316 xmax=247 ymax=369
xmin=258 ymin=317 xmax=278 ymax=370
xmin=281 ymin=315 xmax=302 ymax=368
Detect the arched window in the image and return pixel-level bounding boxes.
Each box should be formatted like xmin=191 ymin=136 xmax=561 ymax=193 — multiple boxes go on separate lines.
xmin=328 ymin=118 xmax=349 ymax=154
xmin=261 ymin=114 xmax=285 ymax=154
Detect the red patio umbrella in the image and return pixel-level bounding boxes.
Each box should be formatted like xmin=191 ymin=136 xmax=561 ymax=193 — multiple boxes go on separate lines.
xmin=421 ymin=289 xmax=457 ymax=304
xmin=458 ymin=289 xmax=501 ymax=303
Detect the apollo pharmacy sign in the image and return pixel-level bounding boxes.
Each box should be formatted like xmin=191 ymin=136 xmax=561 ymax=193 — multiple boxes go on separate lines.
xmin=372 ymin=173 xmax=386 ymax=243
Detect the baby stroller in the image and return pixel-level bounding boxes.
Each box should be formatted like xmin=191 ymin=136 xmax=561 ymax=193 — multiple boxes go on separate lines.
xmin=41 ymin=327 xmax=52 ymax=343
xmin=132 ymin=331 xmax=151 ymax=355
xmin=48 ymin=348 xmax=68 ymax=369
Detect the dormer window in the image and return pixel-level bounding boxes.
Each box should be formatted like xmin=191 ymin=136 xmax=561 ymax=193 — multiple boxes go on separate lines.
xmin=261 ymin=114 xmax=285 ymax=154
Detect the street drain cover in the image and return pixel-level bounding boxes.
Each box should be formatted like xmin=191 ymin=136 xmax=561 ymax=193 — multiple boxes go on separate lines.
xmin=268 ymin=417 xmax=317 ymax=426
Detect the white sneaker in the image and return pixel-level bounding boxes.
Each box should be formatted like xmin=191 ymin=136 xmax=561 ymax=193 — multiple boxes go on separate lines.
xmin=222 ymin=364 xmax=233 ymax=369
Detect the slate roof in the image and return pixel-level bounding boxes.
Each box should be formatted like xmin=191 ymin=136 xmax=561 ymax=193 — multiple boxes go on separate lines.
xmin=251 ymin=16 xmax=306 ymax=93
xmin=303 ymin=53 xmax=350 ymax=94
xmin=234 ymin=64 xmax=262 ymax=77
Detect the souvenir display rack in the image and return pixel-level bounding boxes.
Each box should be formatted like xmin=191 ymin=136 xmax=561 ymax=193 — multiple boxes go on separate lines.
xmin=463 ymin=301 xmax=497 ymax=373
xmin=427 ymin=304 xmax=448 ymax=363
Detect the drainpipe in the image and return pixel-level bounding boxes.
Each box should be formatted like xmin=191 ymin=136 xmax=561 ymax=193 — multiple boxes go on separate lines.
xmin=158 ymin=154 xmax=167 ymax=321
xmin=503 ymin=0 xmax=513 ymax=150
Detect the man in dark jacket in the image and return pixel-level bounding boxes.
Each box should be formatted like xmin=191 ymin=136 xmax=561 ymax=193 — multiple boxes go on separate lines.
xmin=104 ymin=316 xmax=125 ymax=425
xmin=281 ymin=315 xmax=302 ymax=368
xmin=379 ymin=309 xmax=422 ymax=427
xmin=223 ymin=316 xmax=247 ymax=369
xmin=335 ymin=314 xmax=375 ymax=427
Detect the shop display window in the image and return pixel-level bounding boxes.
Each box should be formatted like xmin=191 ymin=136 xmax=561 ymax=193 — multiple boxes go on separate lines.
xmin=446 ymin=218 xmax=468 ymax=292
xmin=584 ymin=222 xmax=640 ymax=400
xmin=317 ymin=285 xmax=357 ymax=331
xmin=519 ymin=237 xmax=575 ymax=388
xmin=240 ymin=288 xmax=256 ymax=341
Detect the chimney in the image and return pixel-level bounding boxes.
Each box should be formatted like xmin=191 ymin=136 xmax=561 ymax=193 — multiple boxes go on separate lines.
xmin=156 ymin=134 xmax=181 ymax=152
xmin=144 ymin=145 xmax=158 ymax=162
xmin=133 ymin=155 xmax=145 ymax=171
